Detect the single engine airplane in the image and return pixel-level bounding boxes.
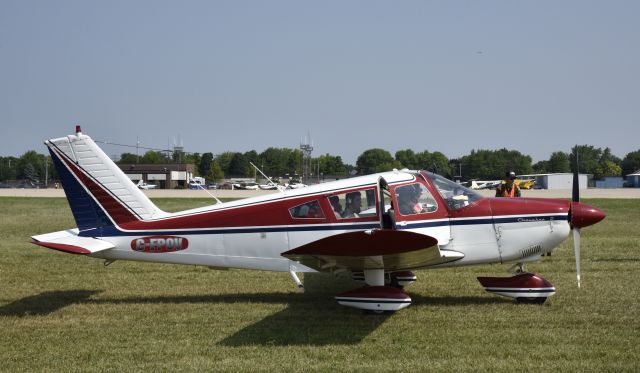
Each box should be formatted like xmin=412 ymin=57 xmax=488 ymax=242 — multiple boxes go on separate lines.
xmin=32 ymin=127 xmax=605 ymax=312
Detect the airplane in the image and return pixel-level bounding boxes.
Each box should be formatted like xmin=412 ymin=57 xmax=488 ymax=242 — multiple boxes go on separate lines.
xmin=31 ymin=127 xmax=605 ymax=313
xmin=469 ymin=180 xmax=501 ymax=190
xmin=258 ymin=183 xmax=279 ymax=191
xmin=136 ymin=180 xmax=157 ymax=190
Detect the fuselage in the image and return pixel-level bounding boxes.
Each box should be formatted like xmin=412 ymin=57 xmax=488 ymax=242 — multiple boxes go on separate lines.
xmin=89 ymin=170 xmax=575 ymax=273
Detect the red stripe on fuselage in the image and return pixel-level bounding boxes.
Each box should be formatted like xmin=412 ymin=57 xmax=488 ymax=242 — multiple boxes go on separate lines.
xmin=119 ymin=194 xmax=378 ymax=231
xmin=489 ymin=198 xmax=570 ymax=217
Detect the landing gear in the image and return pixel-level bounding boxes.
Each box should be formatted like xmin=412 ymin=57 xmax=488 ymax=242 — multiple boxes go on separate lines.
xmin=516 ymin=297 xmax=548 ymax=304
xmin=337 ymin=269 xmax=412 ymax=312
xmin=335 ymin=286 xmax=412 ymax=312
xmin=477 ymin=269 xmax=556 ymax=304
xmin=351 ymin=270 xmax=417 ymax=289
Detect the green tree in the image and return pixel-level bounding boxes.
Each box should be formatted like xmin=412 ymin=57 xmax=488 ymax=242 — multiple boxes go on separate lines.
xmin=461 ymin=149 xmax=532 ymax=180
xmin=0 ymin=156 xmax=19 ymax=181
xmin=216 ymin=152 xmax=237 ymax=175
xmin=228 ymin=153 xmax=249 ymax=177
xmin=395 ymin=149 xmax=417 ymax=169
xmin=415 ymin=151 xmax=452 ymax=177
xmin=210 ymin=160 xmax=224 ymax=182
xmin=259 ymin=148 xmax=292 ymax=176
xmin=141 ymin=151 xmax=167 ymax=164
xmin=17 ymin=151 xmax=47 ymax=184
xmin=199 ymin=153 xmax=214 ymax=177
xmin=570 ymin=145 xmax=602 ymax=175
xmin=532 ymin=160 xmax=550 ymax=174
xmin=621 ymin=149 xmax=640 ymax=176
xmin=548 ymin=151 xmax=571 ymax=173
xmin=316 ymin=154 xmax=348 ymax=176
xmin=184 ymin=152 xmax=201 ymax=173
xmin=287 ymin=149 xmax=303 ymax=175
xmin=118 ymin=153 xmax=138 ymax=164
xmin=599 ymin=147 xmax=621 ymax=165
xmin=244 ymin=150 xmax=259 ymax=167
xmin=594 ymin=160 xmax=622 ymax=179
xmin=356 ymin=149 xmax=397 ymax=175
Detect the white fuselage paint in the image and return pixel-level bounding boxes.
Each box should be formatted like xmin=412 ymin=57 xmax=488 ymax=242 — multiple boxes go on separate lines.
xmin=93 ymin=212 xmax=571 ymax=272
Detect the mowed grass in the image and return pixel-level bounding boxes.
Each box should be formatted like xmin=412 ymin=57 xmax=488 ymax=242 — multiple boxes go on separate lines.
xmin=0 ymin=197 xmax=638 ymax=372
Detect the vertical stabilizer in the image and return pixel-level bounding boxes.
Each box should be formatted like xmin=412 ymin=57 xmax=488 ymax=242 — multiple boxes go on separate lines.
xmin=46 ymin=127 xmax=167 ymax=233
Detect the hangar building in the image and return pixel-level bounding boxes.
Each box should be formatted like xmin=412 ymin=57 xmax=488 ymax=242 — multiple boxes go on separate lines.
xmin=118 ymin=164 xmax=195 ymax=189
xmin=627 ymin=171 xmax=640 ymax=187
xmin=533 ymin=173 xmax=588 ymax=190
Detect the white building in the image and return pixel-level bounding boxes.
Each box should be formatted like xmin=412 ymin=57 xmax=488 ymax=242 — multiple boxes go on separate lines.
xmin=533 ymin=173 xmax=588 ymax=190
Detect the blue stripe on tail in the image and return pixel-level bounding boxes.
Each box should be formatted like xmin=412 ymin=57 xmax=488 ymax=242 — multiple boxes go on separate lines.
xmin=49 ymin=148 xmax=114 ymax=235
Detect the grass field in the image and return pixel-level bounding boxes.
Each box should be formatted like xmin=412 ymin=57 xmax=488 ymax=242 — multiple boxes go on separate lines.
xmin=1 ymin=197 xmax=639 ymax=372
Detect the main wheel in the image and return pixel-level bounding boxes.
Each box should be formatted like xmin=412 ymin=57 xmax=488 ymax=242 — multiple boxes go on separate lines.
xmin=517 ymin=297 xmax=547 ymax=304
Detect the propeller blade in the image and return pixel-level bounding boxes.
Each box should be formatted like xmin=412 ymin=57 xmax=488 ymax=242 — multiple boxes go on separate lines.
xmin=572 ymin=145 xmax=580 ymax=202
xmin=573 ymin=228 xmax=581 ymax=288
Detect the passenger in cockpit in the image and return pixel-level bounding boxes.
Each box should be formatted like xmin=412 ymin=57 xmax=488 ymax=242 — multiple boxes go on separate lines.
xmin=329 ymin=195 xmax=343 ymax=218
xmin=341 ymin=192 xmax=362 ymax=218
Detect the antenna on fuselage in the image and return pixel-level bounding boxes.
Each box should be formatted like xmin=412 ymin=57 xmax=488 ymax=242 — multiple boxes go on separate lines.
xmin=250 ymin=162 xmax=285 ymax=193
xmin=190 ymin=179 xmax=223 ymax=204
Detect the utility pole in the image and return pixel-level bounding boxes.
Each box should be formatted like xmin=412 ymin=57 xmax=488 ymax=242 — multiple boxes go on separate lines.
xmin=44 ymin=158 xmax=49 ymax=188
xmin=300 ymin=131 xmax=313 ymax=185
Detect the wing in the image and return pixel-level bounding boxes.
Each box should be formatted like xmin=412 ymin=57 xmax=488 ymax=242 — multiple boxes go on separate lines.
xmin=32 ymin=229 xmax=115 ymax=255
xmin=282 ymin=229 xmax=463 ymax=272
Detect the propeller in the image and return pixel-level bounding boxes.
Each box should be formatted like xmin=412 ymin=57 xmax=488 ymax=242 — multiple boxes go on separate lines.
xmin=571 ymin=146 xmax=581 ymax=288
xmin=568 ymin=146 xmax=606 ymax=288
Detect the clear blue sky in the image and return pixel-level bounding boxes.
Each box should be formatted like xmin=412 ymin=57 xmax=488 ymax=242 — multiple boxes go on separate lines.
xmin=1 ymin=0 xmax=638 ymax=164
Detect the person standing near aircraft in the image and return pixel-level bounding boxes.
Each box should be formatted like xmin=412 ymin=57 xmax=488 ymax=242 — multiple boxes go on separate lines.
xmin=495 ymin=171 xmax=521 ymax=198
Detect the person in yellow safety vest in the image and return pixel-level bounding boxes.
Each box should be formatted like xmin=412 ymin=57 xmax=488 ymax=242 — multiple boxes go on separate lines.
xmin=495 ymin=171 xmax=521 ymax=198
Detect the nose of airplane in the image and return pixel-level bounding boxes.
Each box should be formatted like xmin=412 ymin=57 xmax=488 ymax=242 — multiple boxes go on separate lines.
xmin=570 ymin=202 xmax=606 ymax=228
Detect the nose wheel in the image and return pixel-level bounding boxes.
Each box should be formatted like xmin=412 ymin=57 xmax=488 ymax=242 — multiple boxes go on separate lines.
xmin=477 ymin=272 xmax=556 ymax=304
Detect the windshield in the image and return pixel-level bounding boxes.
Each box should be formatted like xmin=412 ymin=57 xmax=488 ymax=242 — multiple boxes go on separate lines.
xmin=424 ymin=172 xmax=483 ymax=210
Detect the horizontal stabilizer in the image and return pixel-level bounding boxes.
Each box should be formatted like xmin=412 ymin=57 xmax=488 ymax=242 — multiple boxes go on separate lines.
xmin=31 ymin=229 xmax=114 ymax=255
xmin=282 ymin=229 xmax=463 ymax=272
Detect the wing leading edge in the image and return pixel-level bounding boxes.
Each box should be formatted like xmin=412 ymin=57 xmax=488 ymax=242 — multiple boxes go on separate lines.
xmin=282 ymin=230 xmax=463 ymax=272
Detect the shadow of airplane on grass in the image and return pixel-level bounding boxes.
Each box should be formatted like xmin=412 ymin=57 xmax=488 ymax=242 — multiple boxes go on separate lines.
xmin=0 ymin=290 xmax=101 ymax=317
xmin=0 ymin=273 xmax=513 ymax=345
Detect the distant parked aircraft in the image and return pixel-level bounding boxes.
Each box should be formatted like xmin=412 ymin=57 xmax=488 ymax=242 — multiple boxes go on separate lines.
xmin=470 ymin=180 xmax=501 ymax=190
xmin=136 ymin=180 xmax=157 ymax=190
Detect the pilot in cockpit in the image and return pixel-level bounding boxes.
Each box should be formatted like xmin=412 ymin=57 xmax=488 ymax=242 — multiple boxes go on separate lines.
xmin=397 ymin=185 xmax=422 ymax=215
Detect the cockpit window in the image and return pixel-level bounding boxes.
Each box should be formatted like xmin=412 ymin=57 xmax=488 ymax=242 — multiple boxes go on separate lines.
xmin=289 ymin=200 xmax=325 ymax=219
xmin=330 ymin=189 xmax=377 ymax=219
xmin=425 ymin=172 xmax=483 ymax=210
xmin=395 ymin=183 xmax=438 ymax=216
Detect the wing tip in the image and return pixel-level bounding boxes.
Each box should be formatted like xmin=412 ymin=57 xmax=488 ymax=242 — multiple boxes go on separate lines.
xmin=32 ymin=240 xmax=92 ymax=255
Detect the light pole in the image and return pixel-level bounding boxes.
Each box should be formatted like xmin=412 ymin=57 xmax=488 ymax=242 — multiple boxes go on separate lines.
xmin=44 ymin=158 xmax=49 ymax=188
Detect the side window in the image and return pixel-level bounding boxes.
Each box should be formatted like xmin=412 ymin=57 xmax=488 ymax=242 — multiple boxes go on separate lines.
xmin=395 ymin=183 xmax=438 ymax=216
xmin=289 ymin=200 xmax=325 ymax=219
xmin=329 ymin=189 xmax=377 ymax=219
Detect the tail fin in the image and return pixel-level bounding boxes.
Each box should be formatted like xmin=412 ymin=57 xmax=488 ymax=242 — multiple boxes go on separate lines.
xmin=46 ymin=126 xmax=167 ymax=235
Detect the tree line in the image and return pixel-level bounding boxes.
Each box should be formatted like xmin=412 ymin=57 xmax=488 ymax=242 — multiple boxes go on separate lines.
xmin=2 ymin=146 xmax=640 ymax=185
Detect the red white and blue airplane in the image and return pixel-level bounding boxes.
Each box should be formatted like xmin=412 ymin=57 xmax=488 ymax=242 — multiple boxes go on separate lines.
xmin=32 ymin=127 xmax=605 ymax=312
